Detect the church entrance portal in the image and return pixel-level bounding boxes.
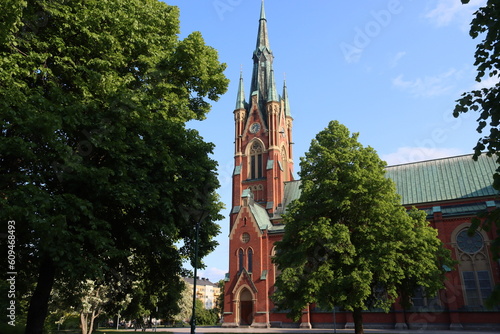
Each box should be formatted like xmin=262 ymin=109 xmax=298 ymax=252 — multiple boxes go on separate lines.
xmin=239 ymin=288 xmax=253 ymax=326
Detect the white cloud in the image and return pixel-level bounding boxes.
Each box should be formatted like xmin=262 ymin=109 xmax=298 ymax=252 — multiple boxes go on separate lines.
xmin=197 ymin=267 xmax=226 ymax=283
xmin=425 ymin=0 xmax=486 ymax=30
xmin=472 ymin=74 xmax=500 ymax=90
xmin=382 ymin=147 xmax=465 ymax=166
xmin=392 ymin=68 xmax=460 ymax=97
xmin=390 ymin=51 xmax=407 ymax=68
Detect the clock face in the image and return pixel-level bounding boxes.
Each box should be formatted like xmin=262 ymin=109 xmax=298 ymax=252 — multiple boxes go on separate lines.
xmin=250 ymin=122 xmax=260 ymax=133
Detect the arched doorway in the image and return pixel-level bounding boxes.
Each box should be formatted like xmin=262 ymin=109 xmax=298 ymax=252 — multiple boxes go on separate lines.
xmin=239 ymin=288 xmax=253 ymax=326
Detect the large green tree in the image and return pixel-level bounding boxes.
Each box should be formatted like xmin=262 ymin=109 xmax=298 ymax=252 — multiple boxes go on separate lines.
xmin=273 ymin=121 xmax=453 ymax=334
xmin=454 ymin=0 xmax=500 ymax=307
xmin=0 ymin=1 xmax=228 ymax=334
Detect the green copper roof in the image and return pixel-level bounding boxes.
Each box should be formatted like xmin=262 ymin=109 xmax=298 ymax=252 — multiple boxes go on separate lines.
xmin=233 ymin=164 xmax=242 ymax=176
xmin=249 ymin=200 xmax=272 ymax=230
xmin=385 ymin=154 xmax=498 ymax=205
xmin=235 ymin=72 xmax=246 ymax=110
xmin=282 ymin=180 xmax=302 ymax=214
xmin=260 ymin=0 xmax=266 ymax=20
xmin=279 ymin=155 xmax=498 ymax=214
xmin=250 ymin=0 xmax=273 ymax=108
xmin=267 ymin=69 xmax=279 ymax=102
xmin=256 ymin=0 xmax=269 ymax=51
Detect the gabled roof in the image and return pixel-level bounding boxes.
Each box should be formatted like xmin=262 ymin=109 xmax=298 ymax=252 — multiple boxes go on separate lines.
xmin=249 ymin=200 xmax=273 ymax=230
xmin=385 ymin=154 xmax=498 ymax=205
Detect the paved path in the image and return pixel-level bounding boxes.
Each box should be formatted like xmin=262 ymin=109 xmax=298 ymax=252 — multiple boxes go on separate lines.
xmin=124 ymin=327 xmax=499 ymax=334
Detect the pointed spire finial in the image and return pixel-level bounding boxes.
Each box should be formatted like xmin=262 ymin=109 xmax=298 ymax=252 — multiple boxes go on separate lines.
xmin=283 ymin=78 xmax=292 ymax=117
xmin=268 ymin=68 xmax=279 ymax=102
xmin=255 ymin=0 xmax=270 ymax=52
xmin=235 ymin=71 xmax=246 ymax=110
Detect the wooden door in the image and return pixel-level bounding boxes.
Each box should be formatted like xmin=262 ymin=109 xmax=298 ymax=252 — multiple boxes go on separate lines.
xmin=240 ymin=301 xmax=253 ymax=325
xmin=239 ymin=289 xmax=253 ymax=325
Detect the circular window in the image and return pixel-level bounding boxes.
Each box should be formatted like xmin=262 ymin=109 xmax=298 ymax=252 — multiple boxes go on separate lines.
xmin=457 ymin=229 xmax=483 ymax=254
xmin=241 ymin=232 xmax=250 ymax=243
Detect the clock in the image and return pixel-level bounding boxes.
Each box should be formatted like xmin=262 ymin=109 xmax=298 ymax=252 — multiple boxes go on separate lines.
xmin=250 ymin=122 xmax=260 ymax=133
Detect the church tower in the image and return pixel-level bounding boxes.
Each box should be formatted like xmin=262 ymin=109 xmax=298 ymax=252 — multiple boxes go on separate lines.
xmin=223 ymin=0 xmax=299 ymax=328
xmin=230 ymin=0 xmax=294 ymax=231
xmin=221 ymin=1 xmax=500 ymax=330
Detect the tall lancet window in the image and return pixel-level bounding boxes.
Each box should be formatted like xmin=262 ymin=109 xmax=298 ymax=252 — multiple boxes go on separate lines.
xmin=249 ymin=141 xmax=263 ymax=179
xmin=454 ymin=227 xmax=493 ymax=308
xmin=238 ymin=249 xmax=244 ymax=273
xmin=247 ymin=248 xmax=253 ymax=273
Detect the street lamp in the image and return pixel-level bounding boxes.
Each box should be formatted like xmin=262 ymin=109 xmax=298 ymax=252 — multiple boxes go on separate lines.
xmin=333 ymin=306 xmax=337 ymax=334
xmin=190 ymin=211 xmax=206 ymax=334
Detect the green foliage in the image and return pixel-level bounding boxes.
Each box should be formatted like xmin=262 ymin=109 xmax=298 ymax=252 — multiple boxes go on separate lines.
xmin=454 ymin=0 xmax=500 ymax=186
xmin=214 ymin=279 xmax=225 ymax=318
xmin=454 ymin=0 xmax=500 ymax=307
xmin=0 ymin=0 xmax=228 ymax=331
xmin=194 ymin=300 xmax=219 ymax=326
xmin=171 ymin=280 xmax=193 ymax=323
xmin=273 ymin=121 xmax=453 ymax=333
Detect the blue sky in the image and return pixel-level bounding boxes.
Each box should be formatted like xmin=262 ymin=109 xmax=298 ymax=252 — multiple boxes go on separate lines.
xmin=162 ymin=0 xmax=489 ymax=282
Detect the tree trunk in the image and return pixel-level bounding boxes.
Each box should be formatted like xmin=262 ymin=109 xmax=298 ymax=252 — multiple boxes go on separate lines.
xmin=25 ymin=258 xmax=56 ymax=334
xmin=353 ymin=308 xmax=364 ymax=334
xmin=88 ymin=310 xmax=96 ymax=334
xmin=81 ymin=310 xmax=100 ymax=334
xmin=81 ymin=313 xmax=88 ymax=334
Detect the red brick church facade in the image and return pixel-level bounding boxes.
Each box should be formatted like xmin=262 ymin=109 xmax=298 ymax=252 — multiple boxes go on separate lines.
xmin=222 ymin=1 xmax=500 ymax=330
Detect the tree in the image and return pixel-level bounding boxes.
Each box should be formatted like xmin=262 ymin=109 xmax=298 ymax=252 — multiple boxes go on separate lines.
xmin=0 ymin=1 xmax=228 ymax=333
xmin=172 ymin=281 xmax=193 ymax=325
xmin=78 ymin=281 xmax=107 ymax=334
xmin=272 ymin=121 xmax=454 ymax=334
xmin=454 ymin=0 xmax=500 ymax=307
xmin=214 ymin=279 xmax=225 ymax=320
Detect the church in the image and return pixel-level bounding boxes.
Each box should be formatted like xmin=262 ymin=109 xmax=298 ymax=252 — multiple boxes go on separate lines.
xmin=222 ymin=1 xmax=500 ymax=330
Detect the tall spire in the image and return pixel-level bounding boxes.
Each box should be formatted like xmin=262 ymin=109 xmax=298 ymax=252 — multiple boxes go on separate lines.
xmin=268 ymin=69 xmax=279 ymax=102
xmin=250 ymin=0 xmax=274 ymax=109
xmin=255 ymin=0 xmax=270 ymax=52
xmin=282 ymin=79 xmax=292 ymax=117
xmin=235 ymin=71 xmax=246 ymax=110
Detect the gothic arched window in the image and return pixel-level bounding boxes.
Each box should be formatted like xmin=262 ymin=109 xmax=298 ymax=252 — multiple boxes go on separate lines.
xmin=249 ymin=141 xmax=263 ymax=179
xmin=454 ymin=228 xmax=493 ymax=308
xmin=238 ymin=249 xmax=244 ymax=273
xmin=248 ymin=248 xmax=253 ymax=273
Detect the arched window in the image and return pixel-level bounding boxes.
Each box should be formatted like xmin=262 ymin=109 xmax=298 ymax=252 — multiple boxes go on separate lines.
xmin=454 ymin=228 xmax=493 ymax=308
xmin=238 ymin=249 xmax=244 ymax=273
xmin=249 ymin=141 xmax=263 ymax=179
xmin=247 ymin=248 xmax=253 ymax=273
